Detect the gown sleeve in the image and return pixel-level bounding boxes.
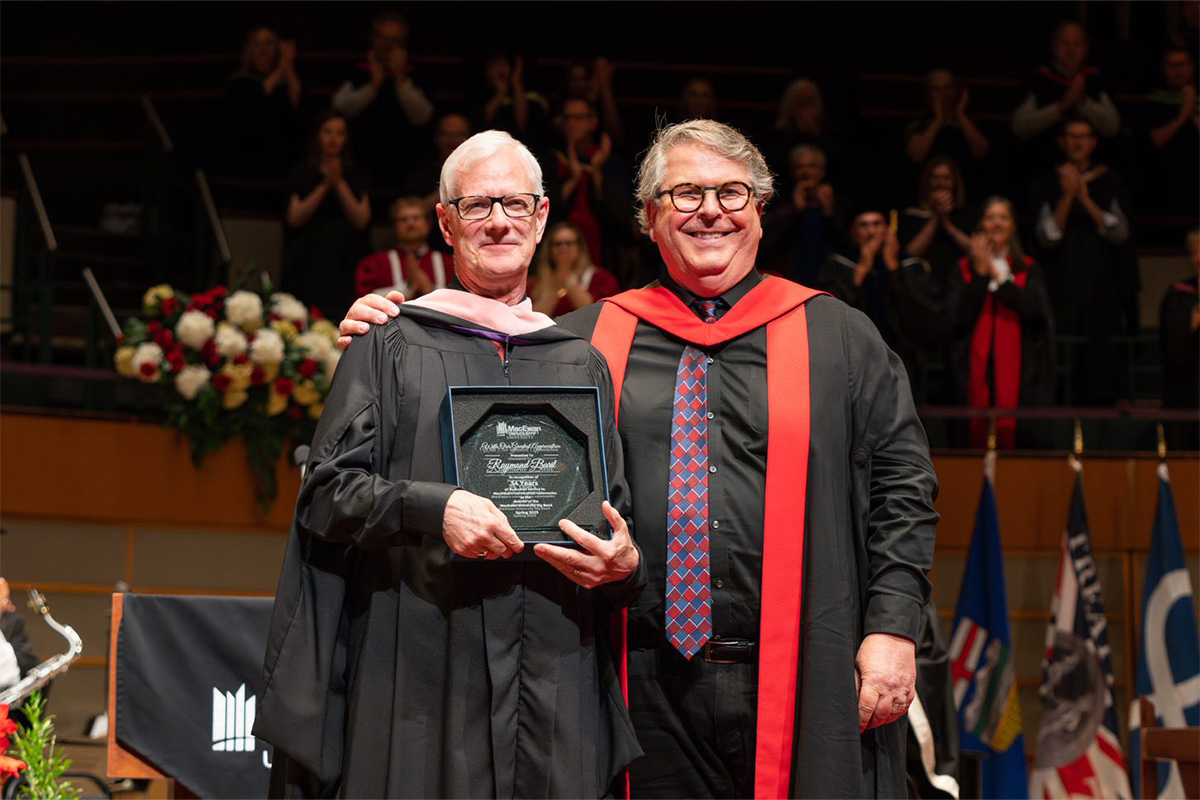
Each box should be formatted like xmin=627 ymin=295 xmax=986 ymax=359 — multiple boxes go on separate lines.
xmin=293 ymin=320 xmax=458 ymax=549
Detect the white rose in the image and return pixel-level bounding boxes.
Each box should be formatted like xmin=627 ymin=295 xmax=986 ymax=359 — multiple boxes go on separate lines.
xmin=132 ymin=343 xmax=164 ymax=383
xmin=214 ymin=321 xmax=248 ymax=357
xmin=296 ymin=331 xmax=333 ymax=361
xmin=174 ymin=310 xmax=215 ymax=350
xmin=249 ymin=328 xmax=285 ymax=366
xmin=225 ymin=290 xmax=263 ymax=327
xmin=173 ymin=364 xmax=212 ymax=400
xmin=270 ymin=293 xmax=309 ymax=325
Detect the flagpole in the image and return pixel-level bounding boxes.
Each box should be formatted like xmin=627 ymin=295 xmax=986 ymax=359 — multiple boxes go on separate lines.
xmin=1070 ymin=417 xmax=1083 ymax=473
xmin=1156 ymin=423 xmax=1169 ymax=483
xmin=985 ymin=415 xmax=997 ymax=484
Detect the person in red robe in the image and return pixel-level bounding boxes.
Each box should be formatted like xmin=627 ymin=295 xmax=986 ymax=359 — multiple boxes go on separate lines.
xmin=355 ymin=196 xmax=454 ymax=299
xmin=340 ymin=119 xmax=938 ymax=798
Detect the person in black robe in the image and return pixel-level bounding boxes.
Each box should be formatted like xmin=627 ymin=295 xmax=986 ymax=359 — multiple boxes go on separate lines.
xmin=760 ymin=143 xmax=844 ymax=287
xmin=949 ymin=197 xmax=1056 ymax=450
xmin=343 ymin=119 xmax=937 ymax=799
xmin=221 ymin=26 xmax=301 ymax=182
xmin=899 ymin=157 xmax=976 ymax=294
xmin=1134 ymin=46 xmax=1200 ymax=217
xmin=820 ymin=205 xmax=949 ymax=404
xmin=1030 ymin=116 xmax=1134 ymax=406
xmin=256 ymin=131 xmax=645 ymax=799
xmin=1160 ymin=228 xmax=1199 ymax=450
xmin=904 ymin=70 xmax=991 ymax=200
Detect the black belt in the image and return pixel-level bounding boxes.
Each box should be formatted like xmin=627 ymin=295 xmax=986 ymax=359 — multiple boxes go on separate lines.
xmin=700 ymin=638 xmax=758 ymax=664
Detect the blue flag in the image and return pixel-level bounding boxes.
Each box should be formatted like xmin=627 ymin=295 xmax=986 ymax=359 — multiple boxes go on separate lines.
xmin=1030 ymin=465 xmax=1131 ymax=799
xmin=950 ymin=463 xmax=1028 ymax=799
xmin=1130 ymin=464 xmax=1200 ymax=799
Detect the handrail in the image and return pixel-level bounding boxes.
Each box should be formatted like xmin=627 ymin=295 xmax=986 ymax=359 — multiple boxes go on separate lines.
xmin=81 ymin=267 xmax=123 ymax=339
xmin=195 ymin=169 xmax=232 ymax=264
xmin=916 ymin=405 xmax=1200 ymax=422
xmin=17 ymin=153 xmax=57 ymax=252
xmin=139 ymin=94 xmax=174 ymax=153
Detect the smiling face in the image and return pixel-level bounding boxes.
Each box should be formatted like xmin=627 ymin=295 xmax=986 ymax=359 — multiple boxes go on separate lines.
xmin=393 ymin=203 xmax=430 ymax=248
xmin=436 ymin=148 xmax=548 ymax=301
xmin=562 ymin=99 xmax=598 ymax=143
xmin=317 ymin=117 xmax=348 ymax=159
xmin=928 ymin=163 xmax=956 ymax=196
xmin=648 ymin=143 xmax=762 ymax=296
xmin=980 ymin=201 xmax=1016 ymax=250
xmin=1059 ymin=120 xmax=1097 ymax=164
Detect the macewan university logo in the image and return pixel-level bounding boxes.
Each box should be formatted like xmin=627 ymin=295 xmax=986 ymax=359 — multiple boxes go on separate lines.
xmin=212 ymin=684 xmax=257 ymax=753
xmin=496 ymin=421 xmax=540 ymax=439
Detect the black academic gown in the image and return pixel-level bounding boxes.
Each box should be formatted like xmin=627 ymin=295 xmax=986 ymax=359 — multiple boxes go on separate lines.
xmin=254 ymin=303 xmax=645 ymax=799
xmin=561 ymin=289 xmax=938 ymax=798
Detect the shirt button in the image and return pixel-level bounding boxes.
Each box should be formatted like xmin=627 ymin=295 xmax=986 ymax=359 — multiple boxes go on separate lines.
xmin=715 ymin=579 xmax=725 ymax=589
xmin=706 ymin=357 xmax=714 ymax=364
xmin=711 ymin=519 xmax=720 ymax=529
xmin=707 ymin=411 xmax=714 ymax=420
xmin=709 ymin=465 xmax=717 ymax=473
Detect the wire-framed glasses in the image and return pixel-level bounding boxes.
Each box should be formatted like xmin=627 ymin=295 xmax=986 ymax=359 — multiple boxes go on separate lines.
xmin=655 ymin=181 xmax=753 ymax=213
xmin=447 ymin=193 xmax=541 ymax=220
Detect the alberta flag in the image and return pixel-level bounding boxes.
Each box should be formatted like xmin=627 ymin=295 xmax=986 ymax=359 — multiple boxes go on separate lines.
xmin=950 ymin=457 xmax=1028 ymax=798
xmin=1130 ymin=463 xmax=1200 ymax=799
xmin=1030 ymin=464 xmax=1132 ymax=799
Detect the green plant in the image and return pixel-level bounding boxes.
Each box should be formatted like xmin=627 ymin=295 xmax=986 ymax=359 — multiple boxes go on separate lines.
xmin=7 ymin=692 xmax=79 ymax=800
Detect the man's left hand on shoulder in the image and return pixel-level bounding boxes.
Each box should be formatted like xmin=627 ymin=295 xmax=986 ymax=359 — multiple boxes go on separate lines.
xmin=535 ymin=501 xmax=638 ymax=589
xmin=855 ymin=632 xmax=917 ymax=732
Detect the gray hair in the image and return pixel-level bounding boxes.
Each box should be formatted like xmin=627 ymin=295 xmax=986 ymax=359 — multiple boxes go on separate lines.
xmin=439 ymin=130 xmax=544 ymax=205
xmin=634 ymin=119 xmax=774 ymax=233
xmin=789 ymin=143 xmax=826 ymax=170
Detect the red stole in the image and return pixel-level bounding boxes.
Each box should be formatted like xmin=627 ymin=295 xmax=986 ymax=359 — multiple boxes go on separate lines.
xmin=959 ymin=258 xmax=1029 ymax=449
xmin=590 ymin=276 xmax=823 ymax=799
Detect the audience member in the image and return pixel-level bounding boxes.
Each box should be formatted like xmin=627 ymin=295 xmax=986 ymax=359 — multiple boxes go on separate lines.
xmin=355 ymin=197 xmax=455 ymax=300
xmin=0 ymin=578 xmax=38 ymax=695
xmin=1012 ymin=20 xmax=1121 ymax=167
xmin=561 ymin=57 xmax=625 ymax=146
xmin=282 ymin=112 xmax=372 ymax=319
xmin=900 ymin=157 xmax=975 ymax=291
xmin=223 ymin=26 xmax=301 ymax=180
xmin=763 ymin=78 xmax=838 ymax=182
xmin=950 ymin=197 xmax=1055 ymax=448
xmin=471 ymin=52 xmax=551 ymax=149
xmin=904 ymin=69 xmax=990 ymax=193
xmin=331 ymin=11 xmax=434 ymax=189
xmin=529 ymin=222 xmax=620 ymax=317
xmin=677 ymin=77 xmax=719 ymax=121
xmin=761 ymin=143 xmax=843 ymax=286
xmin=1030 ymin=116 xmax=1133 ymax=405
xmin=1160 ymin=228 xmax=1199 ymax=421
xmin=1135 ymin=46 xmax=1199 ymax=215
xmin=406 ymin=112 xmax=472 ymax=216
xmin=820 ymin=205 xmax=947 ymax=401
xmin=549 ymin=97 xmax=632 ymax=269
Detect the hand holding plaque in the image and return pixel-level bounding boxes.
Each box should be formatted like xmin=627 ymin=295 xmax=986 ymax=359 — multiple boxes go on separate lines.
xmin=534 ymin=501 xmax=640 ymax=588
xmin=441 ymin=489 xmax=524 ymax=560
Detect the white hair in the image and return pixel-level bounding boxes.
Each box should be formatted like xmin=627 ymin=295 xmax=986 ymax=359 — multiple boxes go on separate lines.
xmin=439 ymin=130 xmax=544 ymax=205
xmin=634 ymin=119 xmax=774 ymax=234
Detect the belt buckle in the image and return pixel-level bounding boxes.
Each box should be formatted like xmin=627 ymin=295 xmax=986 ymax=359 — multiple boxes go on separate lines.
xmin=701 ymin=639 xmax=743 ymax=665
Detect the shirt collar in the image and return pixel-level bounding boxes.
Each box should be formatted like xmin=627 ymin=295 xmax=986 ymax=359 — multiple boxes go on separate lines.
xmin=659 ymin=268 xmax=764 ymax=320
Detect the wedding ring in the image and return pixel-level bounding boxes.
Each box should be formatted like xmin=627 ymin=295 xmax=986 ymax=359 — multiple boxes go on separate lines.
xmin=477 ymin=551 xmax=488 ymax=558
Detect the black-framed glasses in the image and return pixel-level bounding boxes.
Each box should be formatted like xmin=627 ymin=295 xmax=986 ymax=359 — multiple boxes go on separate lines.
xmin=656 ymin=181 xmax=753 ymax=213
xmin=447 ymin=193 xmax=541 ymax=220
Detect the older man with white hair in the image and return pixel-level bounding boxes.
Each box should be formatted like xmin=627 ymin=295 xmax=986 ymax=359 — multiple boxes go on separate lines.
xmin=255 ymin=130 xmax=645 ymax=799
xmin=341 ymin=120 xmax=937 ymax=798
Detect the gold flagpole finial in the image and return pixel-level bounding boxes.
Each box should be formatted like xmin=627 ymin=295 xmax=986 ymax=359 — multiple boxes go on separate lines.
xmin=987 ymin=413 xmax=997 ymax=453
xmin=1157 ymin=422 xmax=1167 ymax=461
xmin=1073 ymin=418 xmax=1084 ymax=457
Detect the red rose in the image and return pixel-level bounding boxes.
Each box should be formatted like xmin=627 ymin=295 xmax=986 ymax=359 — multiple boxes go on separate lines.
xmin=286 ymin=405 xmax=304 ymax=421
xmin=153 ymin=329 xmax=174 ymax=349
xmin=139 ymin=362 xmax=158 ymax=378
xmin=192 ymin=291 xmax=211 ymax=307
xmin=147 ymin=321 xmax=163 ymax=335
xmin=251 ymin=366 xmax=266 ymax=385
xmin=211 ymin=285 xmax=228 ymax=299
xmin=233 ymin=353 xmax=249 ymax=366
xmin=206 ymin=354 xmax=222 ymax=369
xmin=298 ymin=358 xmax=319 ymax=378
xmin=117 ymin=334 xmax=126 ymax=345
xmin=161 ymin=297 xmax=180 ymax=316
xmin=274 ymin=378 xmax=294 ymax=395
xmin=268 ymin=312 xmax=282 ymax=322
xmin=308 ymin=305 xmax=325 ymax=320
xmin=206 ymin=309 xmax=218 ymax=320
xmin=212 ymin=373 xmax=232 ymax=392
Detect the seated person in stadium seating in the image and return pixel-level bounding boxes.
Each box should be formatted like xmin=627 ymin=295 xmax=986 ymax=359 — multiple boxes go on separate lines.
xmin=331 ymin=11 xmax=434 ymax=189
xmin=949 ymin=197 xmax=1055 ymax=449
xmin=677 ymin=76 xmax=719 ymax=122
xmin=762 ymin=78 xmax=841 ymax=189
xmin=282 ymin=112 xmax=371 ymax=319
xmin=900 ymin=156 xmax=976 ymax=292
xmin=1030 ymin=116 xmax=1133 ymax=406
xmin=1135 ymin=46 xmax=1199 ymax=215
xmin=356 ymin=197 xmax=455 ymax=300
xmin=469 ymin=52 xmax=551 ymax=150
xmin=223 ymin=26 xmax=301 ymax=180
xmin=1160 ymin=228 xmax=1199 ymax=407
xmin=820 ymin=205 xmax=947 ymax=402
xmin=1012 ymin=20 xmax=1120 ymax=168
xmin=405 ymin=112 xmax=472 ymax=217
xmin=529 ymin=221 xmax=620 ymax=317
xmin=904 ymin=69 xmax=991 ymax=193
xmin=560 ymin=57 xmax=625 ymax=148
xmin=760 ymin=143 xmax=843 ymax=286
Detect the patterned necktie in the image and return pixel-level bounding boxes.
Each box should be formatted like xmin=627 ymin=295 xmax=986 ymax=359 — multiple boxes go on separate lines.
xmin=665 ymin=298 xmax=718 ymax=658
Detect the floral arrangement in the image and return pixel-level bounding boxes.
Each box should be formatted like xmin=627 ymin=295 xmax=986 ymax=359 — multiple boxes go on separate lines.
xmin=3 ymin=692 xmax=78 ymax=799
xmin=0 ymin=703 xmax=25 ymax=782
xmin=114 ymin=283 xmax=341 ymax=507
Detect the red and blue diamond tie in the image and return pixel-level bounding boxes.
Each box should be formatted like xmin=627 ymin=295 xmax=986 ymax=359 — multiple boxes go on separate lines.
xmin=665 ymin=299 xmax=718 ymax=658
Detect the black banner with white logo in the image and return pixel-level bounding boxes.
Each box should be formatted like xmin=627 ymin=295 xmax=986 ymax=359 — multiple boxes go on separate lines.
xmin=116 ymin=595 xmax=274 ymax=798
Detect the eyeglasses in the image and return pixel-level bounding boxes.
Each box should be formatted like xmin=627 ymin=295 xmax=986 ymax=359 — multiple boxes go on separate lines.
xmin=447 ymin=193 xmax=541 ymax=220
xmin=655 ymin=181 xmax=753 ymax=213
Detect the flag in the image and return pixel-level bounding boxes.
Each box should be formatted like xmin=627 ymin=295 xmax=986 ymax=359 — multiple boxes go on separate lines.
xmin=1030 ymin=464 xmax=1132 ymax=799
xmin=950 ymin=457 xmax=1028 ymax=799
xmin=1130 ymin=463 xmax=1200 ymax=799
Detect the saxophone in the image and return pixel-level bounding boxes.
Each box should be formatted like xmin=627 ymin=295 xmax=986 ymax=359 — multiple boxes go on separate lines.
xmin=0 ymin=589 xmax=84 ymax=706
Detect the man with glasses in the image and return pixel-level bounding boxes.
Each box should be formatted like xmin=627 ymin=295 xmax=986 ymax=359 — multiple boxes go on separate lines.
xmin=257 ymin=130 xmax=645 ymax=798
xmin=340 ymin=120 xmax=937 ymax=798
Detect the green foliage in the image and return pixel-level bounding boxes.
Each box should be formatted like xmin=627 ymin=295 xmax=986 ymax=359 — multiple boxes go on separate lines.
xmin=8 ymin=692 xmax=79 ymax=800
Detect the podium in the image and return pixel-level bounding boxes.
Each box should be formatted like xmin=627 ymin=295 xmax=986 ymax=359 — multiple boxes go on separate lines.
xmin=107 ymin=594 xmax=275 ymax=799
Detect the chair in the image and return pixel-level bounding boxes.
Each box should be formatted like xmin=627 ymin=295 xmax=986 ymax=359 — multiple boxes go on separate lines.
xmin=1140 ymin=697 xmax=1200 ymax=799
